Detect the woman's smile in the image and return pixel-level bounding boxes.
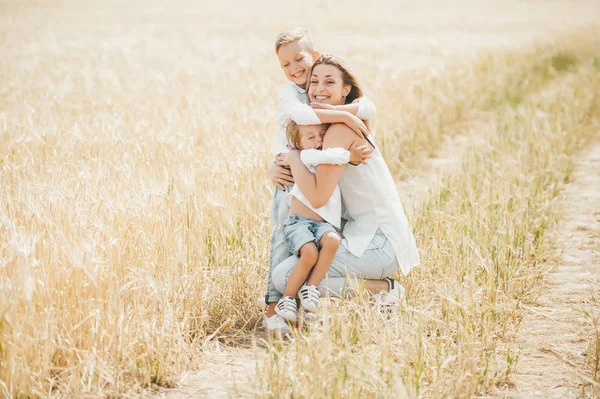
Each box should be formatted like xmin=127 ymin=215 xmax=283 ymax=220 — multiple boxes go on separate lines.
xmin=313 ymin=95 xmax=329 ymax=101
xmin=308 ymin=64 xmax=350 ymax=105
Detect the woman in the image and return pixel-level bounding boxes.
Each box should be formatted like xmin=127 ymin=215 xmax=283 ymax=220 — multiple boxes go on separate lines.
xmin=268 ymin=55 xmax=420 ymax=332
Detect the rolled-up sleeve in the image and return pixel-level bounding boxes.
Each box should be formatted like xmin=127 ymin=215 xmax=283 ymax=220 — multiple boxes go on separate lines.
xmin=356 ymin=96 xmax=377 ymax=120
xmin=300 ymin=148 xmax=350 ymax=167
xmin=276 ymin=85 xmax=321 ymax=126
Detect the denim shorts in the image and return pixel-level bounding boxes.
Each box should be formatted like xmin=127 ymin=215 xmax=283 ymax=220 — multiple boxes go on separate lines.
xmin=272 ymin=228 xmax=401 ymax=298
xmin=282 ymin=215 xmax=338 ymax=255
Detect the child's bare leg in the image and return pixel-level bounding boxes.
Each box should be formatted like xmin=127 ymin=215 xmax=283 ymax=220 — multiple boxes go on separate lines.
xmin=306 ymin=232 xmax=341 ymax=287
xmin=283 ymin=242 xmax=319 ymax=298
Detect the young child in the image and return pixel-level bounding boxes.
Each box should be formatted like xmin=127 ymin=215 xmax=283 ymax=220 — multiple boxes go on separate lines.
xmin=275 ymin=121 xmax=348 ymax=321
xmin=264 ymin=27 xmax=377 ymax=332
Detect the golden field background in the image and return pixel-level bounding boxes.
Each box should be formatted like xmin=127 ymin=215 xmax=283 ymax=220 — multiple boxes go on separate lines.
xmin=1 ymin=0 xmax=599 ymax=397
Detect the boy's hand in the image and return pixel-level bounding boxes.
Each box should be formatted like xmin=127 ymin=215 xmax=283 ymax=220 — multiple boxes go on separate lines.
xmin=310 ymin=102 xmax=337 ymax=110
xmin=344 ymin=113 xmax=370 ymax=139
xmin=348 ymin=140 xmax=372 ymax=165
xmin=267 ymin=163 xmax=294 ymax=190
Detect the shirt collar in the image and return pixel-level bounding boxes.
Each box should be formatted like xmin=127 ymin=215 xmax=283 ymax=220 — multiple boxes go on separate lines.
xmin=293 ymin=83 xmax=307 ymax=94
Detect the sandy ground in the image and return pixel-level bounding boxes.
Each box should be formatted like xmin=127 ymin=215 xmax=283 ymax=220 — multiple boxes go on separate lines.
xmin=154 ymin=347 xmax=258 ymax=398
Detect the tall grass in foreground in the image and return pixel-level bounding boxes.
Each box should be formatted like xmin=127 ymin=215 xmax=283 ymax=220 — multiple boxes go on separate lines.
xmin=252 ymin=62 xmax=599 ymax=398
xmin=0 ymin=28 xmax=598 ymax=397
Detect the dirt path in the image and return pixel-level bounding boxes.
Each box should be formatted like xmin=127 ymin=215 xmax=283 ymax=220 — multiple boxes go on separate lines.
xmin=493 ymin=141 xmax=600 ymax=398
xmin=154 ymin=347 xmax=257 ymax=398
xmin=395 ymin=119 xmax=488 ymax=218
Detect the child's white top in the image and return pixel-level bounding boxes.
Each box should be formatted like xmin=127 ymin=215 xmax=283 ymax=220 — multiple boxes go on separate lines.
xmin=289 ymin=148 xmax=349 ymax=229
xmin=274 ymin=83 xmax=377 ymax=157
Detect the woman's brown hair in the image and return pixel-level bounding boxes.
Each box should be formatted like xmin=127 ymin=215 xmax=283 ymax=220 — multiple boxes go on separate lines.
xmin=308 ymin=54 xmax=364 ymax=105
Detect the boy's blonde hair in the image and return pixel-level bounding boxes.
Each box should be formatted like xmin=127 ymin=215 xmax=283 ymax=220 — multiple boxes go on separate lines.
xmin=274 ymin=27 xmax=314 ymax=54
xmin=286 ymin=120 xmax=303 ymax=150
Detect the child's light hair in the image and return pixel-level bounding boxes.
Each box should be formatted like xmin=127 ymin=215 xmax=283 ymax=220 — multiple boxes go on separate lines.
xmin=286 ymin=120 xmax=303 ymax=150
xmin=274 ymin=27 xmax=314 ymax=54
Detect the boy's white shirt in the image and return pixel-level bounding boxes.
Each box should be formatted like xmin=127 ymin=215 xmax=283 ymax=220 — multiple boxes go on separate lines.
xmin=274 ymin=83 xmax=377 ymax=157
xmin=289 ymin=148 xmax=349 ymax=229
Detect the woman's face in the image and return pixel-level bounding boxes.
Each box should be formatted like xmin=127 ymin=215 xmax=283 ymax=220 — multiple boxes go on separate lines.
xmin=308 ymin=64 xmax=351 ymax=106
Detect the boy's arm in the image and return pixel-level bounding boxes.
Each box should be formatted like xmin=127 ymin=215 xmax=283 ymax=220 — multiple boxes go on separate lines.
xmin=276 ymin=85 xmax=321 ymax=126
xmin=276 ymin=85 xmax=370 ymax=139
xmin=312 ymin=109 xmax=369 ymax=139
xmin=311 ymin=96 xmax=377 ymax=120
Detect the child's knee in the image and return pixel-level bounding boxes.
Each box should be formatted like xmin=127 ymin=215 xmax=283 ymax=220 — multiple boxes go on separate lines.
xmin=299 ymin=242 xmax=319 ymax=263
xmin=320 ymin=232 xmax=341 ymax=250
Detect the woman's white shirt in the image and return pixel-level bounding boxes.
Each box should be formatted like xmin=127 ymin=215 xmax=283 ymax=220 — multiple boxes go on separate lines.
xmin=338 ymin=145 xmax=420 ymax=275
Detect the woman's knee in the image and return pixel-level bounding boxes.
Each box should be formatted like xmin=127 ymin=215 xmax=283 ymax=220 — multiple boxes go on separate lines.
xmin=378 ymin=253 xmax=401 ymax=278
xmin=272 ymin=265 xmax=287 ymax=294
xmin=272 ymin=256 xmax=296 ymax=294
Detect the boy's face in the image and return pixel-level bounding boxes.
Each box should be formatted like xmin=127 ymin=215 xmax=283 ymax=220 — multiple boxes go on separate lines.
xmin=277 ymin=38 xmax=319 ymax=88
xmin=298 ymin=125 xmax=326 ymax=150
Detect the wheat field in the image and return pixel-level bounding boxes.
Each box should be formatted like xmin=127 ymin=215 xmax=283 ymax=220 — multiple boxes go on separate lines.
xmin=1 ymin=0 xmax=599 ymax=397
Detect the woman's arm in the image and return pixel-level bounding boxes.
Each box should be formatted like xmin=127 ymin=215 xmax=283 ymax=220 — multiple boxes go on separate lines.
xmin=313 ymin=110 xmax=369 ymax=138
xmin=276 ymin=124 xmax=359 ymax=208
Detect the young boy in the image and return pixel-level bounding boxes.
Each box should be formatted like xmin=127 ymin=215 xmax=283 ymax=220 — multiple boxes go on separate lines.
xmin=275 ymin=121 xmax=349 ymax=320
xmin=264 ymin=28 xmax=377 ymax=333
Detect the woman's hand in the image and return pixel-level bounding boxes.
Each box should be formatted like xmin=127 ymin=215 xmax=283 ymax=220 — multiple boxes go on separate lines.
xmin=348 ymin=139 xmax=372 ymax=165
xmin=343 ymin=113 xmax=370 ymax=139
xmin=267 ymin=163 xmax=294 ymax=190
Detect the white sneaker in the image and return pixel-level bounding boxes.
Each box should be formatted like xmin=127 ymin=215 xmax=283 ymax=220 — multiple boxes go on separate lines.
xmin=264 ymin=314 xmax=292 ymax=335
xmin=256 ymin=296 xmax=267 ymax=310
xmin=275 ymin=296 xmax=298 ymax=321
xmin=372 ymin=278 xmax=405 ymax=311
xmin=298 ymin=284 xmax=320 ymax=313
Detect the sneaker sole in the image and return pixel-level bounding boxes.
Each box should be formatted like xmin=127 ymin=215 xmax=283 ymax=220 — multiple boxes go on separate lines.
xmin=275 ymin=309 xmax=297 ymax=322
